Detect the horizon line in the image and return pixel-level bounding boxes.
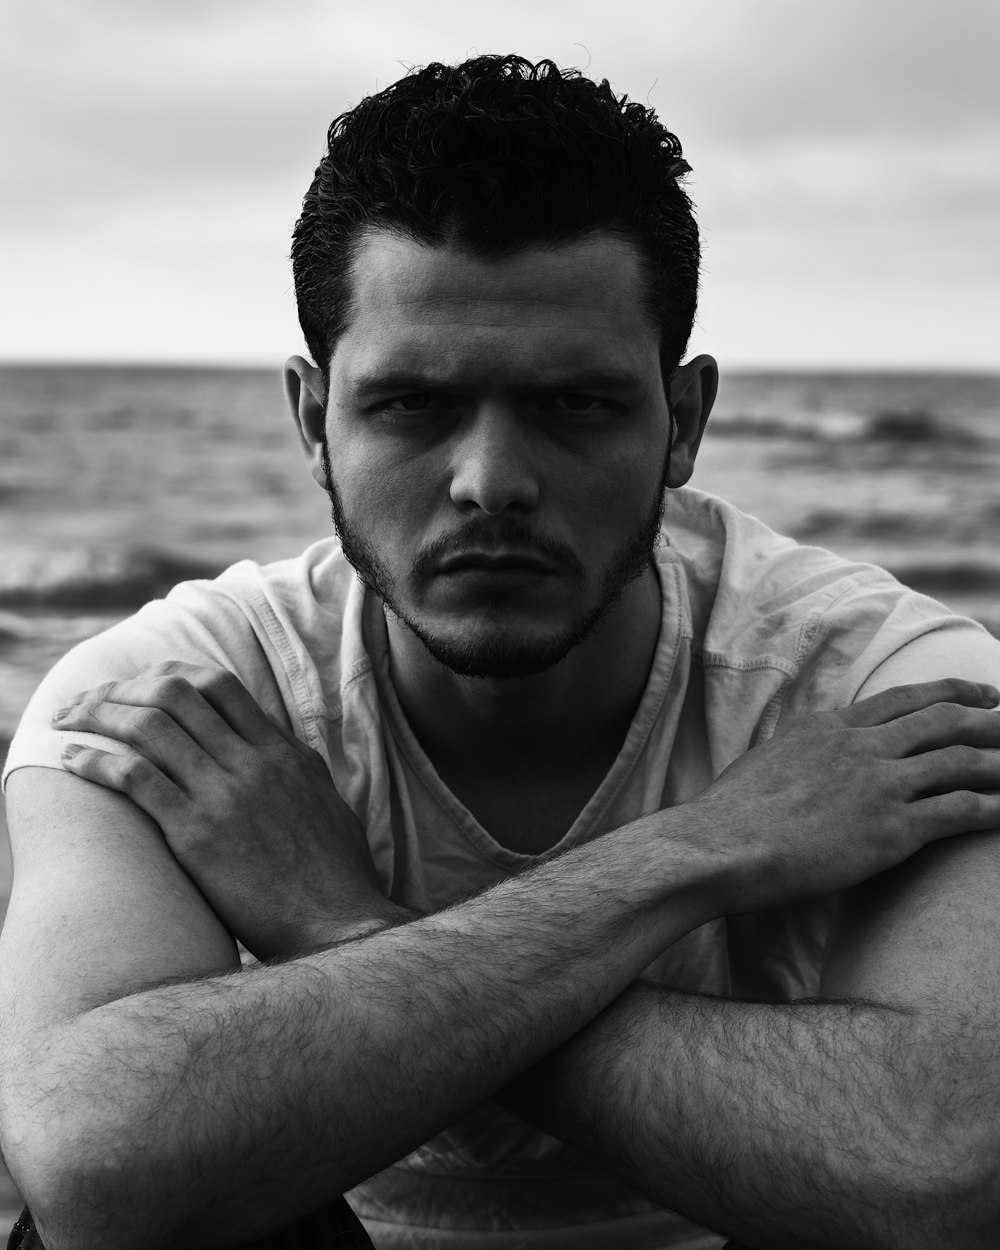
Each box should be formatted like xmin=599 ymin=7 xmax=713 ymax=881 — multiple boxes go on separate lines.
xmin=1 ymin=358 xmax=998 ymax=378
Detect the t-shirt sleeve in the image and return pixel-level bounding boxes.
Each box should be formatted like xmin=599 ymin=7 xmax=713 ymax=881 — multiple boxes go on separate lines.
xmin=775 ymin=573 xmax=1000 ymax=730
xmin=2 ymin=582 xmax=299 ymax=791
xmin=853 ymin=618 xmax=1000 ymax=700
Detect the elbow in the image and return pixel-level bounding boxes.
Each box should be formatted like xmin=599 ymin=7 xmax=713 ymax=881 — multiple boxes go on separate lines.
xmin=0 ymin=1081 xmax=176 ymax=1250
xmin=9 ymin=1161 xmax=107 ymax=1250
xmin=6 ymin=1147 xmax=182 ymax=1250
xmin=1 ymin=1129 xmax=141 ymax=1250
xmin=891 ymin=1125 xmax=1000 ymax=1250
xmin=943 ymin=1149 xmax=1000 ymax=1250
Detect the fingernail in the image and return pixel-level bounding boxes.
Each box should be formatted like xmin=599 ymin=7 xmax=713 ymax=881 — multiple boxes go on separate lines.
xmin=52 ymin=707 xmax=71 ymax=722
xmin=980 ymin=685 xmax=999 ymax=703
xmin=61 ymin=744 xmax=84 ymax=759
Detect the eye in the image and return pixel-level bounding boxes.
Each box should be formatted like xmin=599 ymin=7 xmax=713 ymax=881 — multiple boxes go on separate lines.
xmin=557 ymin=393 xmax=599 ymax=412
xmin=373 ymin=393 xmax=459 ymax=423
xmin=389 ymin=393 xmax=435 ymax=412
xmin=548 ymin=393 xmax=618 ymax=418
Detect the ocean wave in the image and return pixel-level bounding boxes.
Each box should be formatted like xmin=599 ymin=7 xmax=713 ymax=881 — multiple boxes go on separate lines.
xmin=710 ymin=407 xmax=980 ymax=445
xmin=0 ymin=547 xmax=226 ymax=610
xmin=793 ymin=495 xmax=1000 ymax=546
xmin=0 ymin=607 xmax=122 ymax=646
xmin=794 ymin=510 xmax=919 ymax=541
xmin=886 ymin=560 xmax=1000 ymax=597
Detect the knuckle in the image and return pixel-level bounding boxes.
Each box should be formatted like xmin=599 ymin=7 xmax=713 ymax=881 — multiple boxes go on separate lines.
xmin=941 ymin=701 xmax=968 ymax=728
xmin=129 ymin=707 xmax=169 ymax=737
xmin=203 ymin=667 xmax=240 ymax=694
xmin=119 ymin=753 xmax=155 ymax=785
xmin=234 ymin=736 xmax=266 ymax=765
xmin=259 ymin=742 xmax=292 ymax=772
xmin=922 ymin=701 xmax=963 ymax=731
xmin=952 ymin=789 xmax=982 ymax=820
xmin=885 ymin=684 xmax=920 ymax=710
xmin=838 ymin=729 xmax=870 ymax=761
xmin=76 ymin=701 xmax=103 ymax=727
xmin=870 ymin=759 xmax=899 ymax=792
xmin=156 ymin=658 xmax=198 ymax=675
xmin=256 ymin=755 xmax=280 ymax=784
xmin=85 ymin=681 xmax=117 ymax=702
xmin=154 ymin=674 xmax=193 ymax=702
xmin=880 ymin=805 xmax=907 ymax=844
xmin=959 ymin=743 xmax=982 ymax=767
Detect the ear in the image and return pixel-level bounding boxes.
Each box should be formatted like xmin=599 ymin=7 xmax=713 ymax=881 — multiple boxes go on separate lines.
xmin=665 ymin=354 xmax=718 ymax=488
xmin=284 ymin=355 xmax=329 ymax=489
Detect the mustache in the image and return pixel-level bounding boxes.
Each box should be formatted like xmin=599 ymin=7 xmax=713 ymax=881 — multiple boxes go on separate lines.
xmin=414 ymin=520 xmax=583 ymax=577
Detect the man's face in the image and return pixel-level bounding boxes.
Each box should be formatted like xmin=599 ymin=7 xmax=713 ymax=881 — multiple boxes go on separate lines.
xmin=320 ymin=230 xmax=675 ymax=679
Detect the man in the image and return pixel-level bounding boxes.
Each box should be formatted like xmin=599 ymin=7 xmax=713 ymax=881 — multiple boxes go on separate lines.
xmin=2 ymin=54 xmax=1000 ymax=1250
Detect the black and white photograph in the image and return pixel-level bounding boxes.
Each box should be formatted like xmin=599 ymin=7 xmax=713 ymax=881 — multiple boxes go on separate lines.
xmin=1 ymin=2 xmax=998 ymax=1246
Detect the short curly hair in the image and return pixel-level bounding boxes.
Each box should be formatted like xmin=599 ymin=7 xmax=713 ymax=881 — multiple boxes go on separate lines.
xmin=292 ymin=54 xmax=700 ymax=389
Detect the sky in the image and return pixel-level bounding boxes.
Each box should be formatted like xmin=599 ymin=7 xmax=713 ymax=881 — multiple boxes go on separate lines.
xmin=2 ymin=0 xmax=997 ymax=370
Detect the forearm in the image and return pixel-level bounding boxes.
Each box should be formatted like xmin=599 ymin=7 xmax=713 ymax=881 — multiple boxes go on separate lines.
xmin=500 ymin=984 xmax=1000 ymax=1249
xmin=14 ymin=815 xmax=720 ymax=1250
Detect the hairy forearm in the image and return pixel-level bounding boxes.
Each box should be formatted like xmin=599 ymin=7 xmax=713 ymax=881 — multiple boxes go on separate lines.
xmin=13 ymin=816 xmax=719 ymax=1250
xmin=500 ymin=984 xmax=1000 ymax=1249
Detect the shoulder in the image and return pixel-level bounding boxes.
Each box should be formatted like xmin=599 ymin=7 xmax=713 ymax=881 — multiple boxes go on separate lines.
xmin=2 ymin=538 xmax=358 ymax=788
xmin=662 ymin=486 xmax=1000 ymax=713
xmin=662 ymin=487 xmax=899 ymax=662
xmin=171 ymin=536 xmax=356 ymax=643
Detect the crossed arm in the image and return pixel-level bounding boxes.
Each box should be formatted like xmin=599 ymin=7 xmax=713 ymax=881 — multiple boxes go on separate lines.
xmin=2 ymin=667 xmax=1000 ymax=1249
xmin=0 ymin=771 xmax=721 ymax=1249
xmin=499 ymin=832 xmax=1000 ymax=1248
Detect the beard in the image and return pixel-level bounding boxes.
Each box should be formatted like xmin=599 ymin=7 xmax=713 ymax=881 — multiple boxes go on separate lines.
xmin=321 ymin=439 xmax=670 ymax=680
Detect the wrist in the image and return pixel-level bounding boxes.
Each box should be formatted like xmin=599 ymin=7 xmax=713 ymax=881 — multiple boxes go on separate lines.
xmin=263 ymin=899 xmax=419 ymax=961
xmin=632 ymin=802 xmax=745 ymax=924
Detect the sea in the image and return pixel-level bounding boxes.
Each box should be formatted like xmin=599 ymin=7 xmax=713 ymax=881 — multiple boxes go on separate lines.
xmin=0 ymin=362 xmax=998 ymax=1225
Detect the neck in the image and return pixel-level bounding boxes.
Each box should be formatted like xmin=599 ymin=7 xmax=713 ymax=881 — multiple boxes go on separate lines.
xmin=385 ymin=566 xmax=663 ymax=778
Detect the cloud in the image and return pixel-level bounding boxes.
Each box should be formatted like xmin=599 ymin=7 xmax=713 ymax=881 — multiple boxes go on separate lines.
xmin=3 ymin=0 xmax=997 ymax=365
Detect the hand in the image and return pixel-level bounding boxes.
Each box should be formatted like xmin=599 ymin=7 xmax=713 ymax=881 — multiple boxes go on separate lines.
xmin=53 ymin=661 xmax=410 ymax=960
xmin=686 ymin=678 xmax=1000 ymax=913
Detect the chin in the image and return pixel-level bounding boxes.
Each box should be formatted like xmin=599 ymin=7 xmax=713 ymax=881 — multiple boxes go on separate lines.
xmin=410 ymin=618 xmax=587 ymax=681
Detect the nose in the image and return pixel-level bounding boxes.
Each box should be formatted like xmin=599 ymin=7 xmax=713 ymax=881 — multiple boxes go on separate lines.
xmin=448 ymin=409 xmax=541 ymax=516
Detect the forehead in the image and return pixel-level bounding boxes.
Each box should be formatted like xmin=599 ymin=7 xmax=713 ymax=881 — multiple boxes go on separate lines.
xmin=329 ymin=230 xmax=661 ymax=388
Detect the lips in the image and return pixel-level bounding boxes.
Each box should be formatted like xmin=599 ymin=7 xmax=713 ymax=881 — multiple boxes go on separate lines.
xmin=437 ymin=551 xmax=559 ymax=574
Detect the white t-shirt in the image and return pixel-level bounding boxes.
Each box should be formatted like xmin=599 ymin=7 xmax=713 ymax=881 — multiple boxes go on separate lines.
xmin=5 ymin=487 xmax=999 ymax=1249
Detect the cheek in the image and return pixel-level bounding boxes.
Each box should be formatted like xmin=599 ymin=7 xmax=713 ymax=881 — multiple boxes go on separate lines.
xmin=335 ymin=448 xmax=440 ymax=536
xmin=572 ymin=444 xmax=666 ymax=519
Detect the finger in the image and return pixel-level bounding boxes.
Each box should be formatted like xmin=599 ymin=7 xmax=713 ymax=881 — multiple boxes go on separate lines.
xmin=61 ymin=743 xmax=186 ymax=820
xmin=883 ymin=704 xmax=1000 ymax=758
xmin=54 ymin=699 xmax=212 ymax=786
xmin=837 ymin=679 xmax=999 ymax=730
xmin=912 ymin=789 xmax=1000 ymax=842
xmin=144 ymin=661 xmax=294 ymax=749
xmin=62 ymin=670 xmax=233 ymax=744
xmin=63 ymin=666 xmax=284 ymax=755
xmin=901 ymin=745 xmax=1000 ymax=799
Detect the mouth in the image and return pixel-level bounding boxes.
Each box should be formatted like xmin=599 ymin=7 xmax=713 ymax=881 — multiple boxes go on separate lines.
xmin=437 ymin=551 xmax=560 ymax=574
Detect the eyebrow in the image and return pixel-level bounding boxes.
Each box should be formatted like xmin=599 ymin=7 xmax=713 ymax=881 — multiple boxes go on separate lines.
xmin=349 ymin=368 xmax=643 ymax=400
